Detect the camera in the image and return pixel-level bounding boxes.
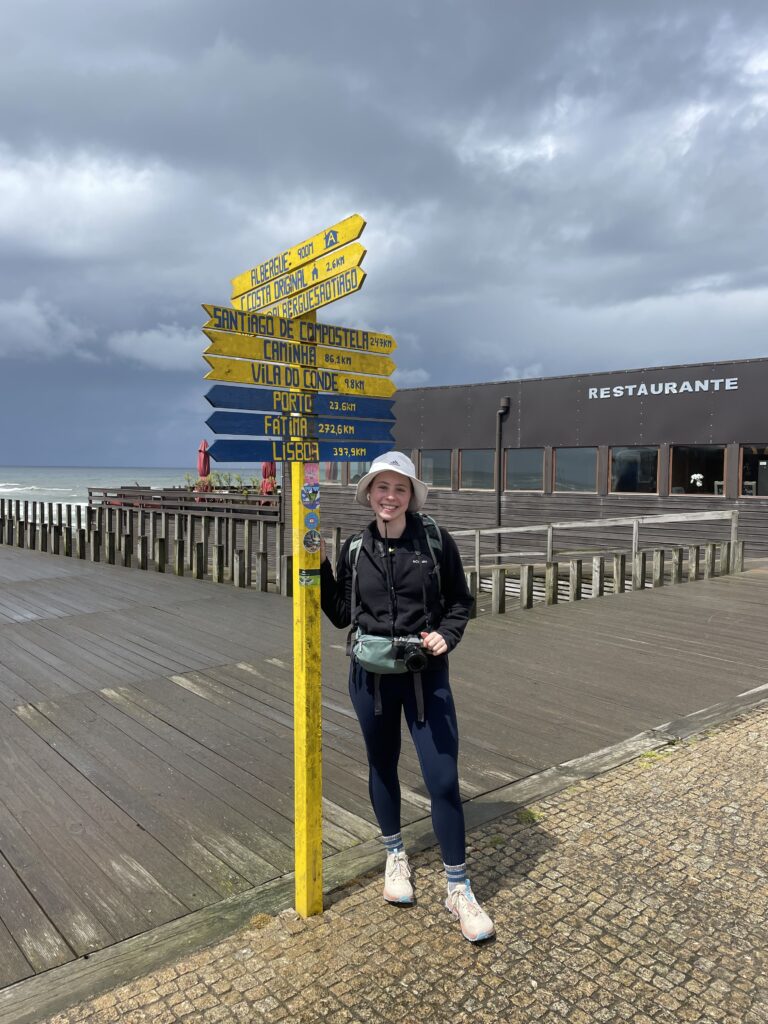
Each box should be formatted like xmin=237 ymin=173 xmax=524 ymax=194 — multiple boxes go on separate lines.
xmin=395 ymin=637 xmax=429 ymax=673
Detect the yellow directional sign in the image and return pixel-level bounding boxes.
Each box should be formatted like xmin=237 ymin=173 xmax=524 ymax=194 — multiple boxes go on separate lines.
xmin=204 ymin=354 xmax=397 ymax=397
xmin=233 ymin=243 xmax=366 ymax=313
xmin=203 ymin=303 xmax=397 ymax=355
xmin=231 ymin=213 xmax=365 ymax=297
xmin=234 ymin=267 xmax=365 ymax=321
xmin=203 ymin=328 xmax=396 ymax=377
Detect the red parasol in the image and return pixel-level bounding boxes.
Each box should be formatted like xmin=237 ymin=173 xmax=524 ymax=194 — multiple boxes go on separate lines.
xmin=198 ymin=440 xmax=211 ymax=479
xmin=262 ymin=461 xmax=276 ymax=480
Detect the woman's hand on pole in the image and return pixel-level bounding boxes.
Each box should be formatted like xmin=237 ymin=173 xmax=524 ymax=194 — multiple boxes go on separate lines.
xmin=420 ymin=631 xmax=447 ymax=656
xmin=319 ymin=534 xmax=327 ymax=564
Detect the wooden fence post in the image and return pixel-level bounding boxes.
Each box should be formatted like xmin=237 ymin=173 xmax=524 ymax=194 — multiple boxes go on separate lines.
xmin=465 ymin=570 xmax=478 ymax=618
xmin=591 ymin=555 xmax=604 ymax=597
xmin=122 ymin=535 xmax=133 ymax=568
xmin=175 ymin=539 xmax=185 ymax=576
xmin=491 ymin=567 xmax=506 ymax=614
xmin=719 ymin=542 xmax=731 ymax=576
xmin=688 ymin=545 xmax=700 ymax=582
xmin=51 ymin=525 xmax=61 ymax=555
xmin=106 ymin=532 xmax=116 ymax=565
xmin=632 ymin=551 xmax=646 ymax=591
xmin=193 ymin=542 xmax=205 ymax=580
xmin=545 ymin=562 xmax=559 ymax=605
xmin=276 ymin=523 xmax=285 ymax=592
xmin=63 ymin=527 xmax=73 ymax=558
xmin=704 ymin=543 xmax=716 ymax=579
xmin=77 ymin=528 xmax=87 ymax=559
xmin=670 ymin=548 xmax=683 ymax=584
xmin=519 ymin=564 xmax=534 ymax=609
xmin=138 ymin=535 xmax=148 ymax=570
xmin=652 ymin=549 xmax=664 ymax=588
xmin=613 ymin=552 xmax=626 ymax=594
xmin=234 ymin=550 xmax=246 ymax=588
xmin=155 ymin=537 xmax=166 ymax=572
xmin=90 ymin=531 xmax=101 ymax=563
xmin=568 ymin=559 xmax=582 ymax=602
xmin=546 ymin=525 xmax=554 ymax=563
xmin=733 ymin=540 xmax=745 ymax=572
xmin=243 ymin=519 xmax=253 ymax=588
xmin=213 ymin=544 xmax=224 ymax=583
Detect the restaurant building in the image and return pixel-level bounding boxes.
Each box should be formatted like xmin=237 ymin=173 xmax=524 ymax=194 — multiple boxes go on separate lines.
xmin=313 ymin=355 xmax=768 ymax=556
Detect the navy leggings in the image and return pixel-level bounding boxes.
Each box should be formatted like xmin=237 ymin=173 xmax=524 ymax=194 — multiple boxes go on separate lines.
xmin=348 ymin=660 xmax=466 ymax=865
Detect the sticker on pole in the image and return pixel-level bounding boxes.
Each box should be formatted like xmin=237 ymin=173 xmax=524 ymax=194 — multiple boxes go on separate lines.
xmin=303 ymin=530 xmax=322 ymax=554
xmin=300 ymin=484 xmax=320 ymax=509
xmin=304 ymin=512 xmax=319 ymax=529
xmin=304 ymin=464 xmax=319 ymax=486
xmin=299 ymin=568 xmax=321 ymax=587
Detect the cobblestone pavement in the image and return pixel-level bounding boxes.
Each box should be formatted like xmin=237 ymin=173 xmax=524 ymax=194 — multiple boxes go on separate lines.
xmin=42 ymin=707 xmax=768 ymax=1024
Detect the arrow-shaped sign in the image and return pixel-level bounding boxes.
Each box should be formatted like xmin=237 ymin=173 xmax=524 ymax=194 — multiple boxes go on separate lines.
xmin=206 ymin=410 xmax=395 ymax=442
xmin=203 ymin=304 xmax=396 ymax=355
xmin=233 ymin=266 xmax=366 ymax=320
xmin=204 ymin=356 xmax=397 ymax=398
xmin=203 ymin=329 xmax=396 ymax=377
xmin=231 ymin=214 xmax=366 ymax=297
xmin=204 ymin=384 xmax=396 ymax=420
xmin=209 ymin=438 xmax=393 ymax=463
xmin=233 ymin=243 xmax=366 ymax=312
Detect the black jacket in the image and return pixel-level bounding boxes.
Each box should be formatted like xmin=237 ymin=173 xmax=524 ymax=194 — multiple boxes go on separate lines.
xmin=320 ymin=513 xmax=474 ymax=654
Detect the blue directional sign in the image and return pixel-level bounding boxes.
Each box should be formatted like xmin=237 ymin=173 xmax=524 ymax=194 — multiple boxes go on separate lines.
xmin=206 ymin=411 xmax=395 ymax=442
xmin=209 ymin=439 xmax=393 ymax=463
xmin=204 ymin=384 xmax=395 ymax=421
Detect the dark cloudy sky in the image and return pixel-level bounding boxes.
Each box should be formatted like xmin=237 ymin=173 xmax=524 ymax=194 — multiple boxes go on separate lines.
xmin=1 ymin=1 xmax=767 ymax=466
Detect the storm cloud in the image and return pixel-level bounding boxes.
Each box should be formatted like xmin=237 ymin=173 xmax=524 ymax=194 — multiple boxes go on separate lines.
xmin=1 ymin=0 xmax=767 ymax=464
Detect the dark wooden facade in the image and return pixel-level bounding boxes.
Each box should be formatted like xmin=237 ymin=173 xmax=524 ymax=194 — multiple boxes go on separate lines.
xmin=297 ymin=356 xmax=768 ymax=557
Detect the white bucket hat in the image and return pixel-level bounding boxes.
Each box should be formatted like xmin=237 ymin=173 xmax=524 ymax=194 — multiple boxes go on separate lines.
xmin=355 ymin=451 xmax=428 ymax=511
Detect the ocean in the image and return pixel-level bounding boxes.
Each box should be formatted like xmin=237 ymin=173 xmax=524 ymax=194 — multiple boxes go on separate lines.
xmin=0 ymin=467 xmax=229 ymax=507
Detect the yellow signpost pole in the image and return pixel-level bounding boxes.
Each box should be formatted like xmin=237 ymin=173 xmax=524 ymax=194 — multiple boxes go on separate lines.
xmin=291 ymin=310 xmax=323 ymax=917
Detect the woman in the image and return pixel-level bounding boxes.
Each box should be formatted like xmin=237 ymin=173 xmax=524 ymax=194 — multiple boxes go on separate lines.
xmin=320 ymin=451 xmax=495 ymax=942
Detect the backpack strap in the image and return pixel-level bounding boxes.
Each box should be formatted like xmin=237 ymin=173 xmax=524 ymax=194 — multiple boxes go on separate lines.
xmin=348 ymin=532 xmax=364 ymax=627
xmin=417 ymin=513 xmax=443 ymax=591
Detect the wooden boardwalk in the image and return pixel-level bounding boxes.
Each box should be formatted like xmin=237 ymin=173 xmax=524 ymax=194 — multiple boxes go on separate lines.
xmin=0 ymin=545 xmax=766 ymax=990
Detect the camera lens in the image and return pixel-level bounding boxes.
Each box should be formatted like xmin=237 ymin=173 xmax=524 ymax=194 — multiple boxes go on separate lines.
xmin=403 ymin=646 xmax=428 ymax=672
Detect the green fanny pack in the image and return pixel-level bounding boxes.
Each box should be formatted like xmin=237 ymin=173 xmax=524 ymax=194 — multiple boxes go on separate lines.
xmin=351 ymin=629 xmax=428 ymax=675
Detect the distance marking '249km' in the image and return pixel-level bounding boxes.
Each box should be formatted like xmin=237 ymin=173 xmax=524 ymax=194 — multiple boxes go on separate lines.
xmin=203 ymin=304 xmax=396 ymax=355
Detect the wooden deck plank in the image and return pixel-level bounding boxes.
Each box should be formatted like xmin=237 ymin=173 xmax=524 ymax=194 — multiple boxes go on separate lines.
xmin=0 ymin=726 xmax=183 ymax=938
xmin=0 ymin=710 xmax=220 ymax=914
xmin=0 ymin=849 xmax=73 ymax=973
xmin=27 ymin=696 xmax=285 ymax=886
xmin=13 ymin=705 xmax=252 ymax=899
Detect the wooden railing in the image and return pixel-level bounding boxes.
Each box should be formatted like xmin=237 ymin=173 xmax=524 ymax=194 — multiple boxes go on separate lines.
xmin=452 ymin=509 xmax=740 ymax=571
xmin=87 ymin=486 xmax=281 ymax=521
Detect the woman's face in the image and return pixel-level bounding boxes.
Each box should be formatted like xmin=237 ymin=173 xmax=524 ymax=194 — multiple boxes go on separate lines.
xmin=368 ymin=471 xmax=412 ymax=530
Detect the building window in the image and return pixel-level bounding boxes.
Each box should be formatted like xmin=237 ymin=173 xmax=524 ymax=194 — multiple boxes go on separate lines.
xmin=420 ymin=450 xmax=452 ymax=488
xmin=554 ymin=447 xmax=597 ymax=492
xmin=741 ymin=446 xmax=768 ymax=496
xmin=505 ymin=448 xmax=544 ymax=491
xmin=319 ymin=462 xmax=341 ymax=484
xmin=610 ymin=447 xmax=659 ymax=494
xmin=348 ymin=461 xmax=370 ymax=485
xmin=670 ymin=446 xmax=725 ymax=495
xmin=459 ymin=449 xmax=494 ymax=489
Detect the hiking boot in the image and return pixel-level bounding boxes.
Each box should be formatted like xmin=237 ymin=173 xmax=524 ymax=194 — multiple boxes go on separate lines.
xmin=445 ymin=880 xmax=495 ymax=942
xmin=383 ymin=850 xmax=414 ymax=904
